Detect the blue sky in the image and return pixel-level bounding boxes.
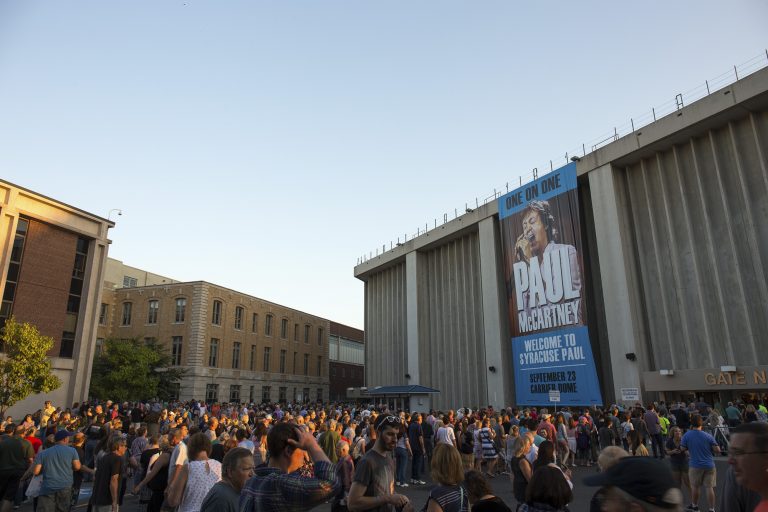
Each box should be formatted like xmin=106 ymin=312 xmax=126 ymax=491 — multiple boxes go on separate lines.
xmin=1 ymin=1 xmax=766 ymax=329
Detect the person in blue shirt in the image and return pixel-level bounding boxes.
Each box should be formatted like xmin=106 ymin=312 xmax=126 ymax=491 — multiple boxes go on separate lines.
xmin=33 ymin=430 xmax=81 ymax=512
xmin=681 ymin=414 xmax=720 ymax=512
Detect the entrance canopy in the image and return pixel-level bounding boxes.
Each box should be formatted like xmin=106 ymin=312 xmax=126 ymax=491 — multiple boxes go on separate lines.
xmin=365 ymin=385 xmax=440 ymax=413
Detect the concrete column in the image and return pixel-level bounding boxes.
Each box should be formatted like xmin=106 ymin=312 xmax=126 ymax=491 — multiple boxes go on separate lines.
xmin=588 ymin=164 xmax=643 ymax=399
xmin=405 ymin=251 xmax=421 ymax=384
xmin=478 ymin=217 xmax=508 ymax=409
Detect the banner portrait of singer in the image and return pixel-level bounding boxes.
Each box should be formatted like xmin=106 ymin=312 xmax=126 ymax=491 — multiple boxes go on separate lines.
xmin=501 ymin=190 xmax=586 ymax=338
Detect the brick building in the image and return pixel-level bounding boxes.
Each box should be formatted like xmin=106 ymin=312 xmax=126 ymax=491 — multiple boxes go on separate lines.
xmin=329 ymin=321 xmax=364 ymax=401
xmin=0 ymin=180 xmax=113 ymax=417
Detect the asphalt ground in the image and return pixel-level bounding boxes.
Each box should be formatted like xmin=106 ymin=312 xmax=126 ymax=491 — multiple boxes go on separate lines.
xmin=16 ymin=457 xmax=732 ymax=512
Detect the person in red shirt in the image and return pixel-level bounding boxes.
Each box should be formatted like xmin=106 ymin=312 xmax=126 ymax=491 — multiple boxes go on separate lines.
xmin=24 ymin=428 xmax=42 ymax=454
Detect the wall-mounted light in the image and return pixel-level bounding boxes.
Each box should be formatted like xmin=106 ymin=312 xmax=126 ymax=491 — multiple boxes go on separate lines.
xmin=405 ymin=373 xmax=411 ymax=379
xmin=720 ymin=365 xmax=737 ymax=373
xmin=570 ymin=156 xmax=581 ymax=162
xmin=488 ymin=366 xmax=496 ymax=373
xmin=625 ymin=353 xmax=637 ymax=361
xmin=659 ymin=369 xmax=674 ymax=376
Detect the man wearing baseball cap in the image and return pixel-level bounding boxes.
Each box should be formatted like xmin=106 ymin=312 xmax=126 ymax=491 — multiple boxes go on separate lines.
xmin=33 ymin=430 xmax=82 ymax=512
xmin=583 ymin=456 xmax=683 ymax=511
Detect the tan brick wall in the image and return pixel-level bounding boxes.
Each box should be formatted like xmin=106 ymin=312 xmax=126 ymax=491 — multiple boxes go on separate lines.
xmin=104 ymin=281 xmax=330 ymax=402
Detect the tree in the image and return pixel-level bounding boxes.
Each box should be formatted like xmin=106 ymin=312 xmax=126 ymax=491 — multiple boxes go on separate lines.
xmin=0 ymin=317 xmax=62 ymax=417
xmin=89 ymin=337 xmax=185 ymax=402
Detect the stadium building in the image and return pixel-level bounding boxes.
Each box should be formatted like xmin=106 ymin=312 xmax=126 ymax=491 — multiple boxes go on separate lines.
xmin=354 ymin=67 xmax=768 ymax=410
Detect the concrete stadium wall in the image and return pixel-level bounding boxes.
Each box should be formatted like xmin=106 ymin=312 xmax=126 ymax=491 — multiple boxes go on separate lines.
xmin=357 ymin=67 xmax=768 ymax=409
xmin=364 ymin=262 xmax=408 ymax=391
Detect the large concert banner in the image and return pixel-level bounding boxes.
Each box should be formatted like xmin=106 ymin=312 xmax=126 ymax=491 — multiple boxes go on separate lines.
xmin=498 ymin=163 xmax=602 ymax=406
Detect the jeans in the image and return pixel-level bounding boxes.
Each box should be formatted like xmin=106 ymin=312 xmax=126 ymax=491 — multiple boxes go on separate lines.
xmin=411 ymin=452 xmax=424 ymax=480
xmin=395 ymin=447 xmax=409 ymax=484
xmin=650 ymin=432 xmax=665 ymax=458
xmin=37 ymin=489 xmax=72 ymax=512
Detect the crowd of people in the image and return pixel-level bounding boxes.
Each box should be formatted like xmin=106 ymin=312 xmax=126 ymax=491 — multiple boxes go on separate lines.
xmin=0 ymin=396 xmax=766 ymax=512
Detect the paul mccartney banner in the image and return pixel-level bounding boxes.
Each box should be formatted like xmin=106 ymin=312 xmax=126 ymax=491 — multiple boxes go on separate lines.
xmin=498 ymin=162 xmax=602 ymax=406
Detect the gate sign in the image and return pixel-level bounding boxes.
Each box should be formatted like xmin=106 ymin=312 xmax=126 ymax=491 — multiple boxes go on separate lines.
xmin=498 ymin=163 xmax=603 ymax=406
xmin=621 ymin=388 xmax=640 ymax=402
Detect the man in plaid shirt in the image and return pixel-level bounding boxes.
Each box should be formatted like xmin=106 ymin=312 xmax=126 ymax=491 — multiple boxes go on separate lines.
xmin=240 ymin=422 xmax=341 ymax=512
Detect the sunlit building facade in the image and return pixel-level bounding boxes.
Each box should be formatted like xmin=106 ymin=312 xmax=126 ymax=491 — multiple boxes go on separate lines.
xmin=0 ymin=180 xmax=113 ymax=417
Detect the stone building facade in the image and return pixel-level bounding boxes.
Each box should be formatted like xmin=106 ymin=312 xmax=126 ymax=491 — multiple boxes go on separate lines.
xmin=99 ymin=279 xmax=330 ymax=404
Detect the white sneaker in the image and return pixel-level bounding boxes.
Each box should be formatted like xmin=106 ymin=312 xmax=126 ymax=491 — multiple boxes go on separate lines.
xmin=401 ymin=483 xmax=409 ymax=488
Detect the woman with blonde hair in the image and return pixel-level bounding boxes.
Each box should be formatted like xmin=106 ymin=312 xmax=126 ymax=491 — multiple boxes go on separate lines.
xmin=510 ymin=435 xmax=533 ymax=509
xmin=423 ymin=444 xmax=469 ymax=512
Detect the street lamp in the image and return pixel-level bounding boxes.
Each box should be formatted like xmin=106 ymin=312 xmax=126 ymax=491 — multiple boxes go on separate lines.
xmin=107 ymin=209 xmax=123 ymax=221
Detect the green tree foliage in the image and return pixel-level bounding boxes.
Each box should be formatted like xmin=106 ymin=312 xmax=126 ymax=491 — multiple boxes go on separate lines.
xmin=0 ymin=317 xmax=62 ymax=417
xmin=89 ymin=337 xmax=185 ymax=402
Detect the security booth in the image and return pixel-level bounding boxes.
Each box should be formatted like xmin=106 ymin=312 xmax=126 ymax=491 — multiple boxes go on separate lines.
xmin=365 ymin=385 xmax=440 ymax=413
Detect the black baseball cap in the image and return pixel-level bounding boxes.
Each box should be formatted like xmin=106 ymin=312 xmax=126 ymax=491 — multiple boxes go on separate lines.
xmin=583 ymin=457 xmax=683 ymax=509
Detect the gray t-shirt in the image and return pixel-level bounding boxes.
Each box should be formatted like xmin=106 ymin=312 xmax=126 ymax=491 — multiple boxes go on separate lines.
xmin=353 ymin=449 xmax=395 ymax=512
xmin=200 ymin=481 xmax=239 ymax=512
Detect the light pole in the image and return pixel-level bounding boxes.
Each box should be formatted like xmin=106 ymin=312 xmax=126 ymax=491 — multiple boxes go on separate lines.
xmin=107 ymin=209 xmax=123 ymax=221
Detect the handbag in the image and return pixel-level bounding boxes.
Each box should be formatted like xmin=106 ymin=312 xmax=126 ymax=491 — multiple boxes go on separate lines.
xmin=26 ymin=474 xmax=43 ymax=498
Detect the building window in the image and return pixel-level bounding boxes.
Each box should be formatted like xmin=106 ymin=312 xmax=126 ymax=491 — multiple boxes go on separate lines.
xmin=342 ymin=367 xmax=346 ymax=378
xmin=294 ymin=323 xmax=299 ymax=342
xmin=252 ymin=313 xmax=258 ymax=333
xmin=121 ymin=302 xmax=132 ymax=326
xmin=235 ymin=306 xmax=244 ymax=330
xmin=123 ymin=276 xmax=138 ymax=288
xmin=293 ymin=352 xmax=297 ymax=374
xmin=331 ymin=367 xmax=336 ymax=377
xmin=303 ymin=353 xmax=309 ymax=375
xmin=304 ymin=325 xmax=310 ymax=344
xmin=265 ymin=314 xmax=273 ymax=336
xmin=59 ymin=331 xmax=75 ymax=358
xmin=280 ymin=318 xmax=288 ymax=339
xmin=317 ymin=388 xmax=323 ymax=402
xmin=250 ymin=344 xmax=256 ymax=371
xmin=147 ymin=300 xmax=159 ymax=324
xmin=99 ymin=303 xmax=108 ymax=326
xmin=263 ymin=347 xmax=271 ymax=372
xmin=171 ymin=336 xmax=183 ymax=366
xmin=232 ymin=342 xmax=241 ymax=369
xmin=168 ymin=383 xmax=180 ymax=401
xmin=95 ymin=338 xmax=104 ymax=357
xmin=249 ymin=385 xmax=255 ymax=403
xmin=229 ymin=385 xmax=241 ymax=403
xmin=1 ymin=218 xmax=29 ymax=332
xmin=206 ymin=383 xmax=219 ymax=404
xmin=303 ymin=388 xmax=310 ymax=402
xmin=279 ymin=386 xmax=287 ymax=402
xmin=317 ymin=327 xmax=324 ymax=346
xmin=279 ymin=349 xmax=286 ymax=373
xmin=317 ymin=356 xmax=322 ymax=377
xmin=212 ymin=300 xmax=222 ymax=325
xmin=209 ymin=338 xmax=218 ymax=367
xmin=261 ymin=386 xmax=271 ymax=403
xmin=175 ymin=298 xmax=186 ymax=323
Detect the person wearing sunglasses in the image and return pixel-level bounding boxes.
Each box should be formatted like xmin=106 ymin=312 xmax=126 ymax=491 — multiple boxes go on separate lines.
xmin=348 ymin=415 xmax=412 ymax=512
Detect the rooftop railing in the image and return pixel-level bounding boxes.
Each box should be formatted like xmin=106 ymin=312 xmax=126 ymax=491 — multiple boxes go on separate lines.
xmin=357 ymin=50 xmax=768 ymax=266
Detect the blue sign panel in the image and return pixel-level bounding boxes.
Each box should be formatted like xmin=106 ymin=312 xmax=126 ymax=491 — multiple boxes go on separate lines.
xmin=498 ymin=163 xmax=602 ymax=406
